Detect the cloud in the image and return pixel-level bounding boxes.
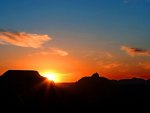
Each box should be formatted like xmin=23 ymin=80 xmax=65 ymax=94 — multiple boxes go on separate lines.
xmin=50 ymin=48 xmax=69 ymax=56
xmin=121 ymin=46 xmax=150 ymax=57
xmin=98 ymin=61 xmax=121 ymax=69
xmin=85 ymin=51 xmax=114 ymax=61
xmin=139 ymin=62 xmax=150 ymax=69
xmin=0 ymin=31 xmax=51 ymax=48
xmin=30 ymin=47 xmax=69 ymax=57
xmin=105 ymin=52 xmax=114 ymax=58
xmin=104 ymin=63 xmax=121 ymax=69
xmin=0 ymin=40 xmax=6 ymax=44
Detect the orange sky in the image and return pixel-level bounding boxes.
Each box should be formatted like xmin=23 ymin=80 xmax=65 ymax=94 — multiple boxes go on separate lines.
xmin=0 ymin=0 xmax=150 ymax=82
xmin=0 ymin=44 xmax=150 ymax=82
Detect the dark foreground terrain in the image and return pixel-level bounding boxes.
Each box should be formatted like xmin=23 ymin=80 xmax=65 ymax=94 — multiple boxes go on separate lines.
xmin=0 ymin=70 xmax=150 ymax=112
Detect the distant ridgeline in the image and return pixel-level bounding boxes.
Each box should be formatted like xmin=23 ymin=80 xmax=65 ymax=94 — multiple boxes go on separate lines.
xmin=0 ymin=70 xmax=150 ymax=112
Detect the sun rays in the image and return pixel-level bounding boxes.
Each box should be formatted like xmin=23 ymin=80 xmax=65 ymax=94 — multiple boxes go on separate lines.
xmin=41 ymin=71 xmax=59 ymax=82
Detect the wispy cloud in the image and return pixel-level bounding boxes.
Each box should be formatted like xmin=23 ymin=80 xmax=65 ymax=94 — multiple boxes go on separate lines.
xmin=0 ymin=31 xmax=51 ymax=48
xmin=0 ymin=40 xmax=5 ymax=44
xmin=104 ymin=63 xmax=121 ymax=69
xmin=139 ymin=62 xmax=150 ymax=69
xmin=30 ymin=47 xmax=69 ymax=57
xmin=98 ymin=61 xmax=121 ymax=69
xmin=85 ymin=51 xmax=114 ymax=61
xmin=50 ymin=48 xmax=69 ymax=56
xmin=121 ymin=46 xmax=150 ymax=57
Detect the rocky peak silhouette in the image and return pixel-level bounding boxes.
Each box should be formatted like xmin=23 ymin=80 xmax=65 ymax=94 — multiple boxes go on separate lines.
xmin=91 ymin=72 xmax=100 ymax=79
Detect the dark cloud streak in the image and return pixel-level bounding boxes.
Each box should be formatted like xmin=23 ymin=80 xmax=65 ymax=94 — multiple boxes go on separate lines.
xmin=121 ymin=46 xmax=150 ymax=57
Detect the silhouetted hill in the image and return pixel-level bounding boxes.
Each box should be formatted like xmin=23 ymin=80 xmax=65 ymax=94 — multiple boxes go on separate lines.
xmin=68 ymin=73 xmax=150 ymax=111
xmin=0 ymin=70 xmax=150 ymax=112
xmin=117 ymin=77 xmax=146 ymax=85
xmin=77 ymin=73 xmax=111 ymax=86
xmin=74 ymin=73 xmax=113 ymax=95
xmin=1 ymin=70 xmax=44 ymax=85
xmin=0 ymin=70 xmax=45 ymax=94
xmin=0 ymin=70 xmax=63 ymax=112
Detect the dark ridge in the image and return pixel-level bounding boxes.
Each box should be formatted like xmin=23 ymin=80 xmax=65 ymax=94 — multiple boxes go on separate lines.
xmin=1 ymin=70 xmax=42 ymax=78
xmin=76 ymin=72 xmax=110 ymax=86
xmin=0 ymin=70 xmax=150 ymax=112
xmin=91 ymin=72 xmax=99 ymax=78
xmin=0 ymin=70 xmax=60 ymax=112
xmin=0 ymin=70 xmax=45 ymax=87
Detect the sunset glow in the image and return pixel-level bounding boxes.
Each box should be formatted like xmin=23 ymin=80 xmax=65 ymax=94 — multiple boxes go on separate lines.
xmin=41 ymin=71 xmax=58 ymax=82
xmin=1 ymin=0 xmax=150 ymax=111
xmin=0 ymin=0 xmax=150 ymax=82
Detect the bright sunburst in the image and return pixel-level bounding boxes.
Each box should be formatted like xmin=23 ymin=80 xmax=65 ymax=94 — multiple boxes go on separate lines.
xmin=42 ymin=72 xmax=58 ymax=82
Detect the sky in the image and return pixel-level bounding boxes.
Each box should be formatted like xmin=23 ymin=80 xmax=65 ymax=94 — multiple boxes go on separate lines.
xmin=0 ymin=0 xmax=150 ymax=82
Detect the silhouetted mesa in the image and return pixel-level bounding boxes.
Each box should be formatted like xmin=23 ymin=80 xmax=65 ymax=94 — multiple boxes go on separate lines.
xmin=2 ymin=70 xmax=42 ymax=79
xmin=0 ymin=70 xmax=46 ymax=92
xmin=0 ymin=70 xmax=60 ymax=111
xmin=0 ymin=70 xmax=45 ymax=88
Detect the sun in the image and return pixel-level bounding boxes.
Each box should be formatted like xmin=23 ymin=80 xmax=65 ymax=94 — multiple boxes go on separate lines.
xmin=42 ymin=72 xmax=57 ymax=82
xmin=45 ymin=73 xmax=56 ymax=81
